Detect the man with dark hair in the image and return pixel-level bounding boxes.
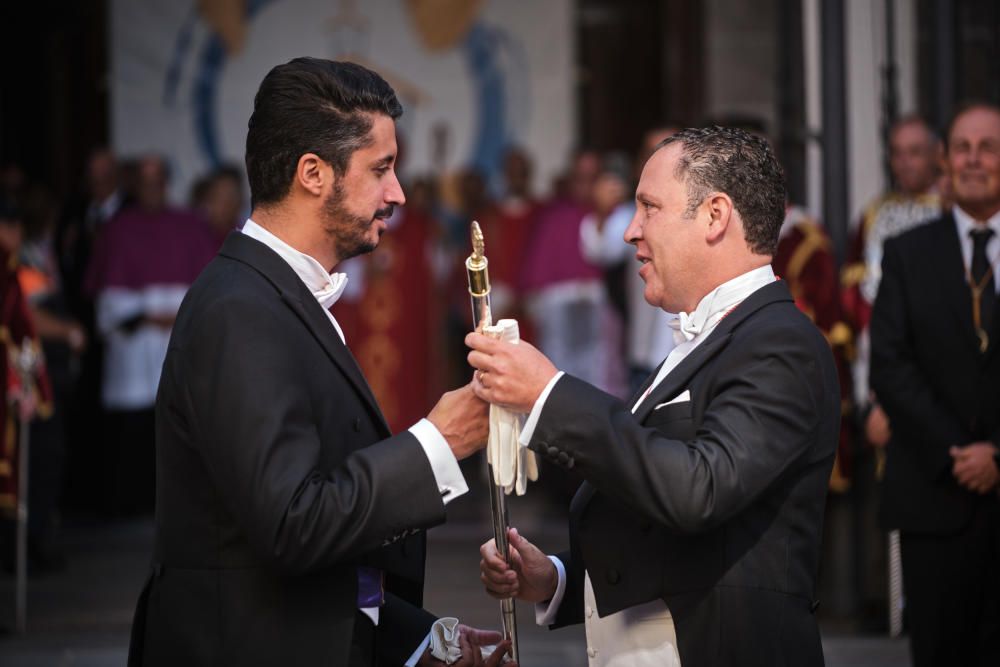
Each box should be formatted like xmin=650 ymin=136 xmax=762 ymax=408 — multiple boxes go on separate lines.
xmin=470 ymin=126 xmax=839 ymax=666
xmin=840 ymin=113 xmax=944 ymax=633
xmin=871 ymin=102 xmax=1000 ymax=667
xmin=843 ymin=114 xmax=942 ymax=456
xmin=128 ymin=58 xmax=505 ymax=667
xmin=191 ymin=164 xmax=245 ymax=247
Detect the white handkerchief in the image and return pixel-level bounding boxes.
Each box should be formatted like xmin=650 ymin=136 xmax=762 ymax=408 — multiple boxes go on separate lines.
xmin=429 ymin=617 xmax=497 ymax=664
xmin=654 ymin=389 xmax=691 ymax=410
xmin=483 ymin=319 xmax=538 ymax=496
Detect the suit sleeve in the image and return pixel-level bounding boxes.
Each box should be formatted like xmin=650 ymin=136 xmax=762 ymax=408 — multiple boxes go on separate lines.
xmin=376 ymin=592 xmax=437 ymax=665
xmin=529 ymin=325 xmax=835 ymax=533
xmin=175 ymin=293 xmax=447 ymax=574
xmin=550 ymin=549 xmax=586 ymax=629
xmin=869 ymin=237 xmax=967 ymax=479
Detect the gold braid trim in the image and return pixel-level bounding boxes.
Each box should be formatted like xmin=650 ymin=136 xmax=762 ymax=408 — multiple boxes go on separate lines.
xmin=826 ymin=321 xmax=853 ymax=347
xmin=36 ymin=400 xmax=53 ymax=420
xmin=912 ymin=191 xmax=942 ymax=209
xmin=829 ymin=451 xmax=851 ymax=493
xmin=786 ymin=223 xmax=830 ymax=289
xmin=861 ymin=197 xmax=885 ymax=238
xmin=2 ymin=328 xmax=52 ymax=419
xmin=840 ymin=195 xmax=891 ymax=291
xmin=841 ymin=262 xmax=866 ymax=288
xmin=1 ymin=410 xmax=14 ymax=467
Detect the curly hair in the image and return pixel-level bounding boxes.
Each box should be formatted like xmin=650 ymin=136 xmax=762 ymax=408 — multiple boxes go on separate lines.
xmin=658 ymin=126 xmax=786 ymax=256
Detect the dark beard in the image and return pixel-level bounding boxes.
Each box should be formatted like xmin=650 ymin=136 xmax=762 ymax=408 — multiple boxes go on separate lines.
xmin=322 ymin=181 xmax=389 ymax=261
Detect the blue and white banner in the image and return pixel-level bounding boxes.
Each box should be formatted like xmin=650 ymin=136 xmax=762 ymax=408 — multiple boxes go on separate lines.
xmin=111 ymin=0 xmax=574 ymax=203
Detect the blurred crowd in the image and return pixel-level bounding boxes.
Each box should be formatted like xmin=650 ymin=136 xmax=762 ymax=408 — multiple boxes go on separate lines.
xmin=0 ymin=102 xmax=996 ymax=655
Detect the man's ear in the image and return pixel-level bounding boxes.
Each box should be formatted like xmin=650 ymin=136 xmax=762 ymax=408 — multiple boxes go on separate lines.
xmin=704 ymin=192 xmax=734 ymax=244
xmin=295 ymin=153 xmax=330 ymax=197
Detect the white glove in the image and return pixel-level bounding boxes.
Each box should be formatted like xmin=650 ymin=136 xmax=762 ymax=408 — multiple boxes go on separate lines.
xmin=482 ymin=319 xmax=538 ymax=496
xmin=429 ymin=617 xmax=497 ymax=664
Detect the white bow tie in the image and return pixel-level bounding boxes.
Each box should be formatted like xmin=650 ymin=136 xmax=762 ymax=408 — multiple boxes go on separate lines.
xmin=668 ymin=311 xmax=702 ymax=344
xmin=314 ymin=272 xmax=349 ymax=311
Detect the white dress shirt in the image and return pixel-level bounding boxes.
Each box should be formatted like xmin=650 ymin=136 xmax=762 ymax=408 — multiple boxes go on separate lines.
xmin=525 ymin=265 xmax=777 ymax=667
xmin=96 ymin=284 xmax=189 ymax=410
xmin=242 ymin=219 xmax=468 ymax=504
xmin=952 ymin=205 xmax=1000 ymax=294
xmin=241 ymin=220 xmax=466 ymax=654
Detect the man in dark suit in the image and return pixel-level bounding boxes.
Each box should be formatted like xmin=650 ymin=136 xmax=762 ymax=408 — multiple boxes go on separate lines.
xmin=469 ymin=127 xmax=840 ymax=666
xmin=870 ymin=102 xmax=1000 ymax=667
xmin=128 ymin=58 xmax=508 ymax=667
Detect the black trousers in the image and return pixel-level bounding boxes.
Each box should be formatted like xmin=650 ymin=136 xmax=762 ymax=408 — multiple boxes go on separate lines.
xmin=901 ymin=502 xmax=1000 ymax=667
xmin=349 ymin=611 xmax=376 ymax=667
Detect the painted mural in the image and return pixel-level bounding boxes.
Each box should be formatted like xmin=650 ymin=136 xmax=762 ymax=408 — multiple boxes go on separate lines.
xmin=112 ymin=0 xmax=572 ymax=202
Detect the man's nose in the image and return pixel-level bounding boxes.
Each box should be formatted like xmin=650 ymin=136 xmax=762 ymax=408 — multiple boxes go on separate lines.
xmin=624 ymin=209 xmax=643 ymax=245
xmin=387 ymin=171 xmax=406 ymax=206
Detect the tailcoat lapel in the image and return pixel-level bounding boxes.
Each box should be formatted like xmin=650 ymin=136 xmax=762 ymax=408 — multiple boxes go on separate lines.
xmin=934 ymin=215 xmax=983 ymax=354
xmin=632 ymin=334 xmax=731 ymax=424
xmin=632 ymin=279 xmax=795 ymax=422
xmin=573 ymin=279 xmax=796 ymax=515
xmin=219 ymin=233 xmax=391 ymax=435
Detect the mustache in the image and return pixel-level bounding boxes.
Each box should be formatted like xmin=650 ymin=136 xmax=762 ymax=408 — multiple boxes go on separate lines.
xmin=373 ymin=205 xmax=395 ymax=220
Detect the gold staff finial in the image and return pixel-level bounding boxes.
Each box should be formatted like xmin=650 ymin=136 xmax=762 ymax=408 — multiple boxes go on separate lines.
xmin=465 ymin=220 xmax=491 ymax=302
xmin=471 ymin=220 xmax=485 ymax=262
xmin=466 ymin=220 xmax=489 ymax=274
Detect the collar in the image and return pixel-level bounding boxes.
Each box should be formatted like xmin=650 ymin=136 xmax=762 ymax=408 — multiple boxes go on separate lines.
xmin=953 ymin=204 xmax=1000 ymax=239
xmin=241 ymin=219 xmax=348 ymax=310
xmin=669 ymin=264 xmax=777 ymax=343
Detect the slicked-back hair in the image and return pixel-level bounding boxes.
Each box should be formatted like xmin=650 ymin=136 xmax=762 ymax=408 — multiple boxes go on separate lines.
xmin=658 ymin=126 xmax=786 ymax=256
xmin=245 ymin=58 xmax=403 ymax=208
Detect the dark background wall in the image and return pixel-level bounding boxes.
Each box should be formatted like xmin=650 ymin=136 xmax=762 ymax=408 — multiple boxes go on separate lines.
xmin=0 ymin=1 xmax=109 ymax=197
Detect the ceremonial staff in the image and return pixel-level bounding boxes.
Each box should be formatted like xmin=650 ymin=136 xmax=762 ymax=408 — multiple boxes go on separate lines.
xmin=13 ymin=339 xmax=38 ymax=634
xmin=465 ymin=221 xmax=519 ymax=663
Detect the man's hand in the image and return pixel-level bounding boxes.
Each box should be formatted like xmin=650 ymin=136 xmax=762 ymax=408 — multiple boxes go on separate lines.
xmin=416 ymin=627 xmax=513 ymax=667
xmin=864 ymin=403 xmax=891 ymax=447
xmin=950 ymin=442 xmax=1000 ymax=494
xmin=465 ymin=333 xmax=557 ymax=413
xmin=427 ymin=383 xmax=489 ymax=460
xmin=480 ymin=528 xmax=558 ymax=603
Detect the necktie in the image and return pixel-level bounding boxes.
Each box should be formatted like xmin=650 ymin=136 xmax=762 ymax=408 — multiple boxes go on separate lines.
xmin=970 ymin=227 xmax=995 ymax=350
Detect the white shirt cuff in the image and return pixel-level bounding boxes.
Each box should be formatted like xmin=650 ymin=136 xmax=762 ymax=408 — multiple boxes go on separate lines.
xmin=534 ymin=555 xmax=568 ymax=626
xmin=409 ymin=418 xmax=469 ymax=505
xmin=404 ymin=632 xmax=432 ymax=667
xmin=519 ymin=371 xmax=565 ymax=448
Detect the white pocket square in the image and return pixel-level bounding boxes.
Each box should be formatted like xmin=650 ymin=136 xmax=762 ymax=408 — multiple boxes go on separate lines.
xmin=654 ymin=390 xmax=690 ymax=410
